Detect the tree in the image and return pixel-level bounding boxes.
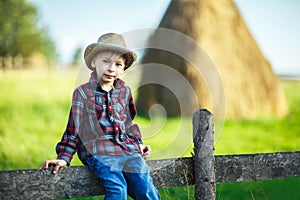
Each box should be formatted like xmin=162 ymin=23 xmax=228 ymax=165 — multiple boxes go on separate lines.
xmin=71 ymin=47 xmax=83 ymax=67
xmin=0 ymin=0 xmax=56 ymax=69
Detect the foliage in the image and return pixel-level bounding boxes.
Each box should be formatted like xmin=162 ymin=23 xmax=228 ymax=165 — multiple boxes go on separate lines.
xmin=71 ymin=47 xmax=83 ymax=66
xmin=0 ymin=0 xmax=56 ymax=68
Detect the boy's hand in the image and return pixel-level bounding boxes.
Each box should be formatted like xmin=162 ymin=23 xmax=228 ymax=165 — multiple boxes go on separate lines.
xmin=41 ymin=159 xmax=67 ymax=174
xmin=139 ymin=144 xmax=151 ymax=160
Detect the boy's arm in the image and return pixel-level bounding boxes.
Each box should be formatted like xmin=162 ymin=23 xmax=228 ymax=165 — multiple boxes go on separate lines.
xmin=56 ymin=89 xmax=84 ymax=165
xmin=42 ymin=89 xmax=84 ymax=173
xmin=126 ymin=88 xmax=152 ymax=159
xmin=55 ymin=107 xmax=79 ymax=165
xmin=41 ymin=107 xmax=76 ymax=174
xmin=125 ymin=90 xmax=143 ymax=144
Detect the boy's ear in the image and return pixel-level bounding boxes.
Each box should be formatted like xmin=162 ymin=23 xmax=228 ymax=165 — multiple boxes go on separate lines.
xmin=90 ymin=58 xmax=96 ymax=69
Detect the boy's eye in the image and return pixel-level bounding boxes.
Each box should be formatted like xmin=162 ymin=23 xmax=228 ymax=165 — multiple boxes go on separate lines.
xmin=103 ymin=60 xmax=110 ymax=64
xmin=116 ymin=64 xmax=125 ymax=69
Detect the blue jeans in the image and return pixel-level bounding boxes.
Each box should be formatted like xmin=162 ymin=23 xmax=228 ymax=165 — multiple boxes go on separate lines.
xmin=85 ymin=151 xmax=160 ymax=200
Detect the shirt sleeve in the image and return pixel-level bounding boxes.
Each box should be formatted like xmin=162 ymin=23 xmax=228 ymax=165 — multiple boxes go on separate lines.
xmin=56 ymin=89 xmax=84 ymax=165
xmin=125 ymin=88 xmax=143 ymax=144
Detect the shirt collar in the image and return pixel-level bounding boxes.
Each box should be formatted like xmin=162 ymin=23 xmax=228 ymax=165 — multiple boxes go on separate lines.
xmin=89 ymin=71 xmax=126 ymax=90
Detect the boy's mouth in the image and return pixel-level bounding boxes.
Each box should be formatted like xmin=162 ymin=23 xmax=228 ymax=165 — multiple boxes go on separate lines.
xmin=104 ymin=74 xmax=115 ymax=79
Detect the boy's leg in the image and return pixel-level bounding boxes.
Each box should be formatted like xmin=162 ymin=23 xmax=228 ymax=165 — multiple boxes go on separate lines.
xmin=123 ymin=154 xmax=160 ymax=200
xmin=85 ymin=156 xmax=128 ymax=200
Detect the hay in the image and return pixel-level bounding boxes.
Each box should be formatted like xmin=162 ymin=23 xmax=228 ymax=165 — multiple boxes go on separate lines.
xmin=136 ymin=0 xmax=288 ymax=119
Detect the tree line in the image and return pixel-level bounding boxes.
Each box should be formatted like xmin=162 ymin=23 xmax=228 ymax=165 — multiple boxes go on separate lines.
xmin=0 ymin=0 xmax=56 ymax=70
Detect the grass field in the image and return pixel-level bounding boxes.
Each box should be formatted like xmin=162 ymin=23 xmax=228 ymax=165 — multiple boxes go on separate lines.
xmin=0 ymin=70 xmax=299 ymax=199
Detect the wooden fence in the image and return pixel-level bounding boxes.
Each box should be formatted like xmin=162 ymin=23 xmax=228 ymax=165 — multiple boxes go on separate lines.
xmin=0 ymin=109 xmax=300 ymax=200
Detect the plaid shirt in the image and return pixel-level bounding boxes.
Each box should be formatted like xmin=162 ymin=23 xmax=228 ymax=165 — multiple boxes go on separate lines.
xmin=56 ymin=72 xmax=143 ymax=165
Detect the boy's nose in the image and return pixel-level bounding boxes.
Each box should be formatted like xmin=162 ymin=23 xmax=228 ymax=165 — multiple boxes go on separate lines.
xmin=107 ymin=64 xmax=116 ymax=71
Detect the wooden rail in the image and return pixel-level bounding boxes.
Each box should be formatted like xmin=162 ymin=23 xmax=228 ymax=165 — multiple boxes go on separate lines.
xmin=0 ymin=110 xmax=299 ymax=200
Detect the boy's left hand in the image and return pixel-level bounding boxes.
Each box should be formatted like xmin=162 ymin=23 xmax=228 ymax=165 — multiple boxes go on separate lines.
xmin=139 ymin=144 xmax=151 ymax=160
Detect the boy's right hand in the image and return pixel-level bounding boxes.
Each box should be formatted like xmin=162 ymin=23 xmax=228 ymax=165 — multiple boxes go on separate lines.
xmin=41 ymin=159 xmax=67 ymax=174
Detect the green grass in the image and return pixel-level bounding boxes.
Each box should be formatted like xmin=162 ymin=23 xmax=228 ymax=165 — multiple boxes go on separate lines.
xmin=0 ymin=70 xmax=300 ymax=199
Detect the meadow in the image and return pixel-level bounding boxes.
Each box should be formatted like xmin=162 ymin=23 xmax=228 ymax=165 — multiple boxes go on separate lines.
xmin=0 ymin=69 xmax=299 ymax=199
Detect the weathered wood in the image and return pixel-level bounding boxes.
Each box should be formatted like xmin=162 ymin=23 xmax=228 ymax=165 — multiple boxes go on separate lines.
xmin=193 ymin=109 xmax=216 ymax=200
xmin=1 ymin=152 xmax=300 ymax=199
xmin=215 ymin=151 xmax=300 ymax=183
xmin=0 ymin=165 xmax=103 ymax=200
xmin=148 ymin=157 xmax=194 ymax=189
xmin=0 ymin=158 xmax=194 ymax=200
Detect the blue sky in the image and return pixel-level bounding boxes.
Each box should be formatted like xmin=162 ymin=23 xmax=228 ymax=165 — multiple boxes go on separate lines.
xmin=29 ymin=0 xmax=300 ymax=76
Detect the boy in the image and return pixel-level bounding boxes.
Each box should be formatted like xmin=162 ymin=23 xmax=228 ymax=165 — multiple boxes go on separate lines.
xmin=42 ymin=33 xmax=160 ymax=200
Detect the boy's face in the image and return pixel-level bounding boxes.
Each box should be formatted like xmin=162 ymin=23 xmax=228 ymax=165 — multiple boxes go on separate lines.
xmin=91 ymin=50 xmax=126 ymax=86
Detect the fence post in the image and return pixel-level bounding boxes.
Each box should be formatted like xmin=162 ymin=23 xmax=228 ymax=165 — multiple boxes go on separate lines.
xmin=193 ymin=109 xmax=216 ymax=200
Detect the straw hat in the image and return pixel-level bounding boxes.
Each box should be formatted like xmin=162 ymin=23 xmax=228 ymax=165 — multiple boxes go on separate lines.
xmin=84 ymin=33 xmax=137 ymax=70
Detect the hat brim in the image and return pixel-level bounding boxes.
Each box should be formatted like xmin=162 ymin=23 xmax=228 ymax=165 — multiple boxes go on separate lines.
xmin=84 ymin=43 xmax=137 ymax=71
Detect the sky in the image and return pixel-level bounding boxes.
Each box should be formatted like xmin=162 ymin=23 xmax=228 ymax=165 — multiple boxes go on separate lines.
xmin=28 ymin=0 xmax=300 ymax=76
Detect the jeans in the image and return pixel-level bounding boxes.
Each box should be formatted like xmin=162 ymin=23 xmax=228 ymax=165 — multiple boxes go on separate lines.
xmin=85 ymin=150 xmax=160 ymax=200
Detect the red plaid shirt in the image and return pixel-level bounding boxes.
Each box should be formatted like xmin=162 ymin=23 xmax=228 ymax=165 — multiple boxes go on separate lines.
xmin=56 ymin=72 xmax=143 ymax=165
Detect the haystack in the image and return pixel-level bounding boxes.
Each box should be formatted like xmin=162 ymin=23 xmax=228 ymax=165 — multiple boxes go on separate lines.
xmin=136 ymin=0 xmax=288 ymax=119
